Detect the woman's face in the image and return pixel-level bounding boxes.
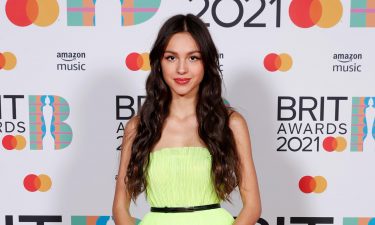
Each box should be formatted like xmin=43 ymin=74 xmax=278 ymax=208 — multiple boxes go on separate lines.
xmin=161 ymin=32 xmax=204 ymax=98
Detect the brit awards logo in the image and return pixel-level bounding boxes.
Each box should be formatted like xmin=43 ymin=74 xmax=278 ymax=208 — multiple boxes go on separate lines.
xmin=276 ymin=96 xmax=375 ymax=152
xmin=0 ymin=95 xmax=73 ymax=151
xmin=29 ymin=95 xmax=72 ymax=150
xmin=276 ymin=96 xmax=349 ymax=152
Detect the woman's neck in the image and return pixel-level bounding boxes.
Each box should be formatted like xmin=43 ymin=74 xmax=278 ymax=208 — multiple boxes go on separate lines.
xmin=169 ymin=95 xmax=197 ymax=119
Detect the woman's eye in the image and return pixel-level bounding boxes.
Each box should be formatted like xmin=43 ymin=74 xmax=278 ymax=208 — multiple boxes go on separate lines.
xmin=166 ymin=56 xmax=175 ymax=61
xmin=190 ymin=56 xmax=200 ymax=61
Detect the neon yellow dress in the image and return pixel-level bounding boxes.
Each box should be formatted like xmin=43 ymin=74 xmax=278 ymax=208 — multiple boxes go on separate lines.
xmin=139 ymin=146 xmax=235 ymax=225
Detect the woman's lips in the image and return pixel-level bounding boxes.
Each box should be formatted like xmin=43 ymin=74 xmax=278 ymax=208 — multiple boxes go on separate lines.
xmin=174 ymin=78 xmax=191 ymax=85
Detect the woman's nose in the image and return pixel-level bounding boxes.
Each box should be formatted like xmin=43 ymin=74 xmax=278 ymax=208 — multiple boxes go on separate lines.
xmin=177 ymin=60 xmax=188 ymax=74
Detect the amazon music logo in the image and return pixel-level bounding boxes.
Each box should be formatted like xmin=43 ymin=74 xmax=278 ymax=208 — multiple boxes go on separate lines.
xmin=57 ymin=52 xmax=87 ymax=71
xmin=332 ymin=53 xmax=363 ymax=73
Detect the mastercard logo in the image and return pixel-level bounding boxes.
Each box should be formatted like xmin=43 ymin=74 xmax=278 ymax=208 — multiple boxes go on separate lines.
xmin=299 ymin=175 xmax=327 ymax=194
xmin=6 ymin=0 xmax=59 ymax=27
xmin=289 ymin=0 xmax=343 ymax=28
xmin=0 ymin=52 xmax=17 ymax=70
xmin=125 ymin=52 xmax=150 ymax=71
xmin=2 ymin=135 xmax=26 ymax=150
xmin=264 ymin=53 xmax=292 ymax=72
xmin=323 ymin=136 xmax=347 ymax=152
xmin=23 ymin=174 xmax=52 ymax=192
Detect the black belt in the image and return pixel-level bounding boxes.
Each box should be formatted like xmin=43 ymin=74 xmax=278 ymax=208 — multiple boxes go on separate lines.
xmin=150 ymin=203 xmax=221 ymax=213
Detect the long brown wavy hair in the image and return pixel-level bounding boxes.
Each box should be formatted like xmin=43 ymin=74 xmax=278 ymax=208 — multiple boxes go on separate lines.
xmin=125 ymin=14 xmax=241 ymax=203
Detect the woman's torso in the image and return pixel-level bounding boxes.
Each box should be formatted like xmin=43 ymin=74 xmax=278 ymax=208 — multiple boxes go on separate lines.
xmin=139 ymin=146 xmax=234 ymax=225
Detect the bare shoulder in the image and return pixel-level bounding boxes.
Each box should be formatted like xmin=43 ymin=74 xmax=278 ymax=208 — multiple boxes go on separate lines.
xmin=227 ymin=109 xmax=248 ymax=131
xmin=125 ymin=115 xmax=140 ymax=131
xmin=227 ymin=109 xmax=253 ymax=156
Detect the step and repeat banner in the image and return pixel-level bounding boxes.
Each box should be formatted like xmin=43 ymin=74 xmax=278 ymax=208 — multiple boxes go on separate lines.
xmin=1 ymin=0 xmax=374 ymax=225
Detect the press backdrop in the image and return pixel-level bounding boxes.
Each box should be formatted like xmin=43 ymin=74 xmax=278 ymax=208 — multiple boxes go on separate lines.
xmin=1 ymin=0 xmax=375 ymax=225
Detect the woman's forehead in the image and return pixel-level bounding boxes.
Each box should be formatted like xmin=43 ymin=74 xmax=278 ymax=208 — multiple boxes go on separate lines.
xmin=164 ymin=32 xmax=200 ymax=54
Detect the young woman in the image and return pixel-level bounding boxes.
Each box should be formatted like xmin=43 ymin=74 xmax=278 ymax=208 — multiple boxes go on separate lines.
xmin=113 ymin=14 xmax=261 ymax=225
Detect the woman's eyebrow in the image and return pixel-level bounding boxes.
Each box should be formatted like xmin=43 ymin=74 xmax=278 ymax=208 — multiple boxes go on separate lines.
xmin=164 ymin=50 xmax=201 ymax=54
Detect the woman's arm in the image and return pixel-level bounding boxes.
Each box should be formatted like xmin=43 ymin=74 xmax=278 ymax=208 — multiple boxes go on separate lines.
xmin=112 ymin=116 xmax=139 ymax=225
xmin=229 ymin=111 xmax=262 ymax=225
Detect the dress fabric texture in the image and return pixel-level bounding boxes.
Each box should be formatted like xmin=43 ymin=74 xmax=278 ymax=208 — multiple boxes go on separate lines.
xmin=139 ymin=146 xmax=235 ymax=225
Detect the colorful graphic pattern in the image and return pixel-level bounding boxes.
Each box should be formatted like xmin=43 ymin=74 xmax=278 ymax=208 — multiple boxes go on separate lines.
xmin=29 ymin=95 xmax=73 ymax=150
xmin=344 ymin=218 xmax=375 ymax=225
xmin=351 ymin=0 xmax=375 ymax=27
xmin=67 ymin=0 xmax=161 ymax=26
xmin=67 ymin=0 xmax=96 ymax=26
xmin=121 ymin=0 xmax=161 ymax=26
xmin=351 ymin=97 xmax=375 ymax=151
xmin=71 ymin=216 xmax=142 ymax=225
